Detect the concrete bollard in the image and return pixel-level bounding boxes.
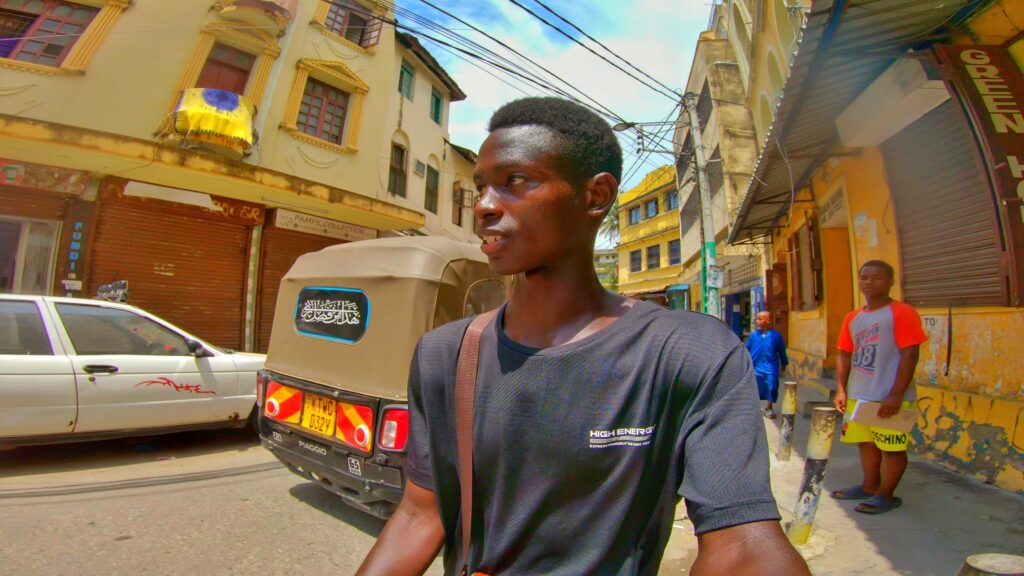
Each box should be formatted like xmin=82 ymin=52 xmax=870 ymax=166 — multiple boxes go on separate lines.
xmin=956 ymin=553 xmax=1024 ymax=576
xmin=786 ymin=406 xmax=839 ymax=545
xmin=776 ymin=381 xmax=798 ymax=461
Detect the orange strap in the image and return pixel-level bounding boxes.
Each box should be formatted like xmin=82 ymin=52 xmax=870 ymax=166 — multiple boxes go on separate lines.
xmin=456 ymin=310 xmax=498 ymax=576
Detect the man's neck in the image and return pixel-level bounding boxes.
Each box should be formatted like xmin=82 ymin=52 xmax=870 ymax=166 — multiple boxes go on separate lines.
xmin=864 ymin=295 xmax=893 ymax=311
xmin=503 ymin=256 xmax=630 ymax=349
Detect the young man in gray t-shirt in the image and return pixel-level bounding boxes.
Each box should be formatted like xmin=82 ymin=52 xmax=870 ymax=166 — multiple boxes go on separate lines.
xmin=357 ymin=97 xmax=809 ymax=575
xmin=831 ymin=260 xmax=927 ymax=515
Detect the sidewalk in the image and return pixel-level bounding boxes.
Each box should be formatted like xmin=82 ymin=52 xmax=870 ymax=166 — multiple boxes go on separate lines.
xmin=660 ymin=387 xmax=1024 ymax=575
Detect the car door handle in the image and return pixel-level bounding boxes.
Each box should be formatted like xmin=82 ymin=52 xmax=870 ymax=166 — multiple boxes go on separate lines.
xmin=83 ymin=364 xmax=119 ymax=374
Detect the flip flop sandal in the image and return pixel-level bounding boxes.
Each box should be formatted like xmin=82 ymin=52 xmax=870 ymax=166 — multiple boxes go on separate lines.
xmin=830 ymin=485 xmax=873 ymax=500
xmin=855 ymin=495 xmax=903 ymax=515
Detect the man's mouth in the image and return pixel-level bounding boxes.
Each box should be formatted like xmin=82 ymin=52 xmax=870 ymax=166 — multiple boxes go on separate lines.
xmin=481 ymin=234 xmax=502 ymax=245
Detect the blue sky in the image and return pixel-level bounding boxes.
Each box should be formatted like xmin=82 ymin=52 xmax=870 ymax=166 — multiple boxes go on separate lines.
xmin=395 ymin=0 xmax=714 ymax=191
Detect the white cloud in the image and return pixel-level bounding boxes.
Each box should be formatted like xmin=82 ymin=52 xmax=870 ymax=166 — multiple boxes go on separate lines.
xmin=422 ymin=0 xmax=711 ymax=189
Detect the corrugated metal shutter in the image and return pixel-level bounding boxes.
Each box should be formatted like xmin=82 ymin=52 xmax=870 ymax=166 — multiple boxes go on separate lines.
xmin=89 ymin=203 xmax=249 ymax=349
xmin=1 ymin=188 xmax=69 ymax=220
xmin=256 ymin=226 xmax=342 ymax=352
xmin=881 ymin=101 xmax=1008 ymax=307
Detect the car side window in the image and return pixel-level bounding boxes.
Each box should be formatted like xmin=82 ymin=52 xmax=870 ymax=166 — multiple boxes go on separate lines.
xmin=55 ymin=304 xmax=191 ymax=356
xmin=464 ymin=279 xmax=507 ymax=317
xmin=0 ymin=301 xmax=53 ymax=355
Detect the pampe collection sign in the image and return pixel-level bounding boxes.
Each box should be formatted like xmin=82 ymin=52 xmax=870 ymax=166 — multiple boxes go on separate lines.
xmin=294 ymin=287 xmax=370 ymax=343
xmin=935 ymin=45 xmax=1024 ymax=305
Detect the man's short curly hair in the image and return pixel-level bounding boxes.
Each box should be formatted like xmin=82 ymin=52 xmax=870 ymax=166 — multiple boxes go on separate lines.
xmin=487 ymin=97 xmax=623 ymax=183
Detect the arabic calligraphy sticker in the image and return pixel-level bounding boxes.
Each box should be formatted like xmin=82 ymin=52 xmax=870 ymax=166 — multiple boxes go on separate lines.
xmin=295 ymin=286 xmax=370 ymax=344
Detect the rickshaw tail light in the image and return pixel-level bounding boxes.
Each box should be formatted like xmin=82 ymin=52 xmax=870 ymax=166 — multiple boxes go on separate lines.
xmin=379 ymin=408 xmax=409 ymax=451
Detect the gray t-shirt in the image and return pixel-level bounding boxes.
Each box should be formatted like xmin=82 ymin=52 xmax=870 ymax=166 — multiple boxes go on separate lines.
xmin=407 ymin=300 xmax=780 ymax=576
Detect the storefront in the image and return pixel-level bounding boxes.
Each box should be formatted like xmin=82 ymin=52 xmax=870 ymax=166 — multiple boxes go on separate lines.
xmin=0 ymin=159 xmax=92 ymax=296
xmin=255 ymin=209 xmax=376 ymax=352
xmin=718 ymin=255 xmax=762 ymax=338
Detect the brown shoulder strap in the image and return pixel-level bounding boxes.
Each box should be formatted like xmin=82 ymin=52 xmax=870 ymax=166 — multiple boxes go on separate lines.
xmin=455 ymin=309 xmax=498 ymax=576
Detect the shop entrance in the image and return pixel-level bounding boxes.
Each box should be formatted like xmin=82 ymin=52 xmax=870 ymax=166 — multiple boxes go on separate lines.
xmin=0 ymin=217 xmax=59 ymax=295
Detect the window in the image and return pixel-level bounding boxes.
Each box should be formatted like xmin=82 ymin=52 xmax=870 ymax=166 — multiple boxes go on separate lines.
xmin=464 ymin=279 xmax=507 ymax=317
xmin=430 ymin=89 xmax=443 ymax=124
xmin=707 ymin=146 xmax=724 ymax=196
xmin=629 ymin=250 xmax=642 ymax=273
xmin=425 ymin=165 xmax=439 ymax=214
xmin=296 ymin=77 xmax=349 ymax=145
xmin=55 ymin=304 xmax=191 ymax=356
xmin=196 ymin=43 xmax=256 ymax=94
xmin=789 ymin=222 xmax=821 ymax=311
xmin=696 ymin=82 xmax=713 ymax=131
xmin=645 ymin=199 xmax=658 ymax=219
xmin=324 ymin=0 xmax=369 ymax=46
xmin=0 ymin=300 xmax=51 ymax=355
xmin=628 ymin=206 xmax=641 ymax=225
xmin=317 ymin=0 xmax=381 ymax=48
xmin=452 ymin=181 xmax=463 ymax=226
xmin=646 ymin=244 xmax=661 ymax=270
xmin=668 ymin=239 xmax=681 ymax=265
xmin=665 ymin=189 xmax=679 ymax=211
xmin=388 ymin=144 xmax=407 ymax=197
xmin=0 ymin=0 xmax=97 ymax=66
xmin=398 ymin=60 xmax=414 ymax=99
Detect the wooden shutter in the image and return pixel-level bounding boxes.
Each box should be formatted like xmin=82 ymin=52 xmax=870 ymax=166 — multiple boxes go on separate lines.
xmin=256 ymin=226 xmax=342 ymax=352
xmin=881 ymin=101 xmax=1008 ymax=307
xmin=88 ymin=202 xmax=249 ymax=350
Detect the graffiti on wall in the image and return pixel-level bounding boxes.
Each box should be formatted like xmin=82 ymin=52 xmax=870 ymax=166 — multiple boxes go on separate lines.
xmin=913 ymin=385 xmax=1024 ymax=494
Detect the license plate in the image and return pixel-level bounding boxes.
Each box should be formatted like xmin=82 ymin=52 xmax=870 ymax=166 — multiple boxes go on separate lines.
xmin=301 ymin=394 xmax=336 ymax=437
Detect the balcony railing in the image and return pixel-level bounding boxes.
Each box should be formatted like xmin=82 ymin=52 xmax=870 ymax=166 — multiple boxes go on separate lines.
xmin=172 ymin=88 xmax=256 ymax=160
xmin=215 ymin=0 xmax=296 ymax=36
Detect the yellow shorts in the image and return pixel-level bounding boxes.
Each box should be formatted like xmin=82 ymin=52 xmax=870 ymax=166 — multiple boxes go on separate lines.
xmin=840 ymin=399 xmax=915 ymax=452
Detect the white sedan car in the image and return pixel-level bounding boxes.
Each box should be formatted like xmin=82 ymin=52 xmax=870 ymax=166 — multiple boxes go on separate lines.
xmin=0 ymin=295 xmax=263 ymax=448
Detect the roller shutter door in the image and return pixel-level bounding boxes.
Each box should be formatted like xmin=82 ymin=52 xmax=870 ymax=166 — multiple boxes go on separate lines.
xmin=88 ymin=203 xmax=249 ymax=349
xmin=881 ymin=101 xmax=1008 ymax=307
xmin=1 ymin=188 xmax=69 ymax=220
xmin=256 ymin=226 xmax=342 ymax=352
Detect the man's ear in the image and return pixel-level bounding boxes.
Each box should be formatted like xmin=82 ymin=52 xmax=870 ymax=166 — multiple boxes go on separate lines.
xmin=584 ymin=172 xmax=619 ymax=219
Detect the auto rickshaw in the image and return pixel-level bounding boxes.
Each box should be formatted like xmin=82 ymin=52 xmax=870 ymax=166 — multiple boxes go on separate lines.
xmin=256 ymin=236 xmax=508 ymax=518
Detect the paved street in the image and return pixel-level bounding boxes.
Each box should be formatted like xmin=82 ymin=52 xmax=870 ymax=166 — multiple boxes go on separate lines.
xmin=0 ymin=430 xmax=444 ymax=576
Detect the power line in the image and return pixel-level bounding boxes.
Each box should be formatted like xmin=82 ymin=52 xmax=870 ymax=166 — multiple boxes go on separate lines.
xmin=528 ymin=0 xmax=679 ymax=97
xmin=505 ymin=0 xmax=679 ymax=102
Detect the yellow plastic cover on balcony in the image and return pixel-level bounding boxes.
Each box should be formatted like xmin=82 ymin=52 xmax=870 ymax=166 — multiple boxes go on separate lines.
xmin=174 ymin=88 xmax=255 ymax=148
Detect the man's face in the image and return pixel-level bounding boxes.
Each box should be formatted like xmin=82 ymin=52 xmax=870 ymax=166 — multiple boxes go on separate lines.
xmin=472 ymin=125 xmax=598 ymax=276
xmin=857 ymin=265 xmax=893 ymax=299
xmin=755 ymin=312 xmax=771 ymax=330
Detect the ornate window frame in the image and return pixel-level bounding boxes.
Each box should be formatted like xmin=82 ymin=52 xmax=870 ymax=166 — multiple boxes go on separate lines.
xmin=0 ymin=0 xmax=132 ymax=76
xmin=280 ymin=58 xmax=369 ymax=154
xmin=310 ymin=0 xmax=384 ymax=54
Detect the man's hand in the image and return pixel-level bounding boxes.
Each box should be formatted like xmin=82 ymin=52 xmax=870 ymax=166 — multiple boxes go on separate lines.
xmin=355 ymin=481 xmax=445 ymax=576
xmin=877 ymin=393 xmax=902 ymax=418
xmin=833 ymin=389 xmax=847 ymax=414
xmin=692 ymin=520 xmax=809 ymax=575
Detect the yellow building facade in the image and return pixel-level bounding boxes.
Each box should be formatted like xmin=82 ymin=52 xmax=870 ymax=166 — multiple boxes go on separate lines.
xmin=0 ymin=0 xmax=478 ymax=351
xmin=729 ymin=0 xmax=1024 ymax=492
xmin=616 ymin=166 xmax=685 ymax=304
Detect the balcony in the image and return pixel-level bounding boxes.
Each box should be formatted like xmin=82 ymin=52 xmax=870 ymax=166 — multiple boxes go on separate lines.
xmin=215 ymin=0 xmax=297 ymax=36
xmin=172 ymin=88 xmax=256 ymax=160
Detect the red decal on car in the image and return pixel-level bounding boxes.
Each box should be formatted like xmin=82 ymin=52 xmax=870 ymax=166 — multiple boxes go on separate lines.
xmin=135 ymin=377 xmax=216 ymax=395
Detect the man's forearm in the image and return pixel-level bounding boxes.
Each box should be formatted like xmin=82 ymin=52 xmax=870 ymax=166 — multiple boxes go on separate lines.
xmin=356 ymin=485 xmax=445 ymax=576
xmin=835 ymin=352 xmax=851 ymax=393
xmin=888 ymin=346 xmax=920 ymax=400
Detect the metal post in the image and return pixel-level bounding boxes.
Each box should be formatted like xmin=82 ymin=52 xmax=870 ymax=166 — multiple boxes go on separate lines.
xmin=957 ymin=553 xmax=1024 ymax=576
xmin=776 ymin=381 xmax=798 ymax=461
xmin=786 ymin=406 xmax=839 ymax=545
xmin=681 ymin=92 xmax=720 ymax=318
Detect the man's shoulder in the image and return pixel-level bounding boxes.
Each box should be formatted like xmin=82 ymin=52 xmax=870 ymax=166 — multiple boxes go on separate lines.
xmin=634 ymin=303 xmax=741 ymax=357
xmin=418 ymin=316 xmax=475 ymax=359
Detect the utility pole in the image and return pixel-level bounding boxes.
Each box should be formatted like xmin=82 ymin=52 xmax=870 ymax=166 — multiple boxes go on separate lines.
xmin=682 ymin=92 xmax=721 ymax=318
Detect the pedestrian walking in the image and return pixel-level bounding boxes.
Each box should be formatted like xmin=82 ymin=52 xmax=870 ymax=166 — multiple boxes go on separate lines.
xmin=356 ymin=97 xmax=808 ymax=575
xmin=746 ymin=310 xmax=789 ymax=419
xmin=830 ymin=260 xmax=927 ymax=515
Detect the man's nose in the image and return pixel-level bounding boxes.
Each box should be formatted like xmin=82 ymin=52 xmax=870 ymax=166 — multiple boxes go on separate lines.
xmin=474 ymin=185 xmax=502 ymax=223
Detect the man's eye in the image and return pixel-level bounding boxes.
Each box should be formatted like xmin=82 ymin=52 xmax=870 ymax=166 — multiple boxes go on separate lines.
xmin=508 ymin=175 xmax=526 ymax=186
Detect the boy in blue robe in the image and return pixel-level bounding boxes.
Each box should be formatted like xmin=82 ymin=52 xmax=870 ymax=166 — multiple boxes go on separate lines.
xmin=745 ymin=311 xmax=789 ymax=419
